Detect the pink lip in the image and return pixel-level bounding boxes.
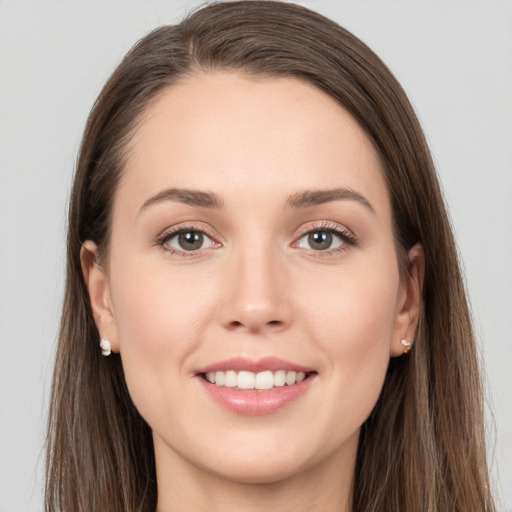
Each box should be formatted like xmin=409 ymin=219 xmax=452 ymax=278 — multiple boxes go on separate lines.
xmin=198 ymin=376 xmax=315 ymax=415
xmin=196 ymin=356 xmax=314 ymax=374
xmin=195 ymin=357 xmax=317 ymax=415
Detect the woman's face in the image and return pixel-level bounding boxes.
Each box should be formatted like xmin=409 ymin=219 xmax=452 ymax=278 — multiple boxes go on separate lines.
xmin=84 ymin=72 xmax=422 ymax=486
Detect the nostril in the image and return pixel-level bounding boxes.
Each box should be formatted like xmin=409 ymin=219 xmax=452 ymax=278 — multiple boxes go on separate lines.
xmin=227 ymin=318 xmax=284 ymax=332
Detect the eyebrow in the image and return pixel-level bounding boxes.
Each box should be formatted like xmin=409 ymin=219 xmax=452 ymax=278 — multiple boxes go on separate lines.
xmin=286 ymin=188 xmax=375 ymax=213
xmin=138 ymin=186 xmax=374 ymax=215
xmin=139 ymin=188 xmax=224 ymax=213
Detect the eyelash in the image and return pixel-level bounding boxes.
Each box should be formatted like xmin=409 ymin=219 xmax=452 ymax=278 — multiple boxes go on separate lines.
xmin=294 ymin=221 xmax=357 ymax=255
xmin=155 ymin=221 xmax=357 ymax=258
xmin=155 ymin=224 xmax=218 ymax=258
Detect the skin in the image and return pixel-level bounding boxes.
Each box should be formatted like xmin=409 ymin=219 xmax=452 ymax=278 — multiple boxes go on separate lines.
xmin=82 ymin=72 xmax=424 ymax=512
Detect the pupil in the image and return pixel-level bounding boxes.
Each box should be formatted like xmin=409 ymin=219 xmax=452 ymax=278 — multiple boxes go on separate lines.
xmin=178 ymin=231 xmax=203 ymax=250
xmin=308 ymin=231 xmax=332 ymax=250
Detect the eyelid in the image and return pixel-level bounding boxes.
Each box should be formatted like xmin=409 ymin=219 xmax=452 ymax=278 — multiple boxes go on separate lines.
xmin=155 ymin=223 xmax=221 ymax=256
xmin=292 ymin=221 xmax=357 ymax=251
xmin=154 ymin=220 xmax=356 ymax=257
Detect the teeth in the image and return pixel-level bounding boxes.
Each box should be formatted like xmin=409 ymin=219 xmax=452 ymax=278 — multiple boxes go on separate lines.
xmin=285 ymin=371 xmax=296 ymax=386
xmin=274 ymin=370 xmax=286 ymax=387
xmin=204 ymin=370 xmax=309 ymax=389
xmin=215 ymin=371 xmax=224 ymax=386
xmin=238 ymin=371 xmax=255 ymax=390
xmin=255 ymin=371 xmax=274 ymax=390
xmin=224 ymin=370 xmax=237 ymax=387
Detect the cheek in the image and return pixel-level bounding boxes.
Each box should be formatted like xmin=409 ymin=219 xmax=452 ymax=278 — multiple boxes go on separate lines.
xmin=305 ymin=262 xmax=399 ymax=347
xmin=111 ymin=254 xmax=219 ymax=340
xmin=108 ymin=258 xmax=219 ymax=409
xmin=299 ymin=258 xmax=400 ymax=413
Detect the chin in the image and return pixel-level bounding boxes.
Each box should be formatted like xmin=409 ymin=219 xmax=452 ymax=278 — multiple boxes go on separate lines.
xmin=188 ymin=430 xmax=353 ymax=486
xmin=203 ymin=455 xmax=312 ymax=486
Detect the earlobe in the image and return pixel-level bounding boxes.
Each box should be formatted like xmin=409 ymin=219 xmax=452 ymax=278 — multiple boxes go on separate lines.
xmin=390 ymin=243 xmax=425 ymax=357
xmin=80 ymin=240 xmax=119 ymax=353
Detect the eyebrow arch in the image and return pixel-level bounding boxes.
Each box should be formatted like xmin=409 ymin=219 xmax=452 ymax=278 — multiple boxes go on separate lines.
xmin=286 ymin=188 xmax=375 ymax=213
xmin=139 ymin=187 xmax=224 ymax=214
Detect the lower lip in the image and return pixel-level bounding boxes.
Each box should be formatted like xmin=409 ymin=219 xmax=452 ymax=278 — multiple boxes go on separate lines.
xmin=197 ymin=375 xmax=316 ymax=415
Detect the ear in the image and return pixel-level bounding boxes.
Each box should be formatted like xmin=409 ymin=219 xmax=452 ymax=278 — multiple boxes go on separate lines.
xmin=390 ymin=243 xmax=425 ymax=357
xmin=80 ymin=240 xmax=119 ymax=353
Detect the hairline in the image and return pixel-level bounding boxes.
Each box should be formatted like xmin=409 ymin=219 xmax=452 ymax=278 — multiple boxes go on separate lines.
xmin=98 ymin=65 xmax=411 ymax=279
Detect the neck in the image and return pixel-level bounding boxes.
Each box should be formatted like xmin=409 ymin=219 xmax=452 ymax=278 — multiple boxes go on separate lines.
xmin=154 ymin=433 xmax=357 ymax=512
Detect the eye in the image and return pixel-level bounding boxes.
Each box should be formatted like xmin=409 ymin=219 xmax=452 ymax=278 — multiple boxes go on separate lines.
xmin=163 ymin=230 xmax=215 ymax=252
xmin=296 ymin=228 xmax=353 ymax=251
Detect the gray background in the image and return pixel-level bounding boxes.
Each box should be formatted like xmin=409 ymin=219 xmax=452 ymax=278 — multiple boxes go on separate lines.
xmin=0 ymin=1 xmax=510 ymax=510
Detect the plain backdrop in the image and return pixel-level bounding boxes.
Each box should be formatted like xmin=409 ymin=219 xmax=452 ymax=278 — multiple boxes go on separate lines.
xmin=0 ymin=1 xmax=511 ymax=511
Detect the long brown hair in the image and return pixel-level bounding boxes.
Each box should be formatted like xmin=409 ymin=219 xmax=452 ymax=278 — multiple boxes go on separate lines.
xmin=45 ymin=2 xmax=495 ymax=511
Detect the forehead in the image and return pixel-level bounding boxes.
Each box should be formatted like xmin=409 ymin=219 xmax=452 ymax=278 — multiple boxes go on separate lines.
xmin=119 ymin=71 xmax=390 ymax=218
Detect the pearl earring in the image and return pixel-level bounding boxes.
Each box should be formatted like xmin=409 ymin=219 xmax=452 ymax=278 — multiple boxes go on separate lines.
xmin=100 ymin=338 xmax=111 ymax=356
xmin=400 ymin=339 xmax=412 ymax=354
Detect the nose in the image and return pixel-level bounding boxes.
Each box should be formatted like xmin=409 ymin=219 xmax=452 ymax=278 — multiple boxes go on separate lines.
xmin=218 ymin=242 xmax=293 ymax=334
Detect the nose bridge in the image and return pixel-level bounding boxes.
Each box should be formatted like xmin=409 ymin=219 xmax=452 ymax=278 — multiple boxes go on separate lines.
xmin=220 ymin=232 xmax=292 ymax=332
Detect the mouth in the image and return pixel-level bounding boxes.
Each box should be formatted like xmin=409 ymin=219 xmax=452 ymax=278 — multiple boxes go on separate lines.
xmin=195 ymin=357 xmax=317 ymax=414
xmin=200 ymin=369 xmax=315 ymax=390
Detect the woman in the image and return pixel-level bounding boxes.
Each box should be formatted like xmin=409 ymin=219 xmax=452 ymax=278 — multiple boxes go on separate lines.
xmin=45 ymin=1 xmax=495 ymax=511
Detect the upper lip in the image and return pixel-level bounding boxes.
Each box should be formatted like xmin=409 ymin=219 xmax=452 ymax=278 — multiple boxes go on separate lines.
xmin=196 ymin=356 xmax=315 ymax=375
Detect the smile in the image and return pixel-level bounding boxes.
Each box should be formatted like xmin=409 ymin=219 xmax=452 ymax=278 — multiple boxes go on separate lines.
xmin=196 ymin=357 xmax=317 ymax=414
xmin=203 ymin=370 xmax=309 ymax=390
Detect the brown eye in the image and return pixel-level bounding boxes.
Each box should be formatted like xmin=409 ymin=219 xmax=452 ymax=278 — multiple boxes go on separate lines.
xmin=178 ymin=231 xmax=203 ymax=250
xmin=307 ymin=231 xmax=333 ymax=250
xmin=165 ymin=230 xmax=213 ymax=252
xmin=297 ymin=229 xmax=349 ymax=252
